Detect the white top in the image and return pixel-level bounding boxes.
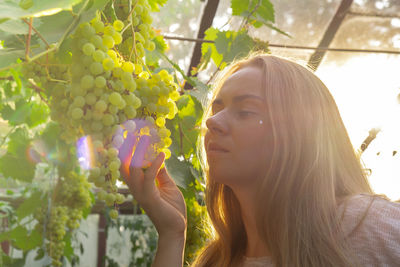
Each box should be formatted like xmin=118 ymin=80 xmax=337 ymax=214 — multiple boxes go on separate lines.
xmin=242 ymin=194 xmax=400 ymax=267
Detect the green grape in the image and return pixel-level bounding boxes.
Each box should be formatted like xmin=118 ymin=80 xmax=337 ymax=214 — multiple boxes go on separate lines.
xmin=164 ymin=137 xmax=172 ymax=147
xmin=93 ymin=87 xmax=103 ymax=97
xmin=109 ymin=92 xmax=122 ymax=106
xmin=104 ymin=25 xmax=115 ymax=36
xmin=135 ymin=4 xmax=143 ymax=14
xmin=113 ymin=19 xmax=124 ymax=31
xmin=117 ymin=98 xmax=126 ymax=110
xmin=132 ymin=95 xmax=142 ymax=109
xmin=81 ymin=23 xmax=95 ymax=36
xmin=108 ymin=104 xmax=118 ymax=114
xmin=112 ymin=67 xmax=123 ymax=78
xmin=112 ymin=32 xmax=122 ymax=45
xmin=82 ymin=43 xmax=95 ymax=56
xmin=95 ymin=76 xmax=106 ymax=88
xmin=109 ymin=209 xmax=118 ymax=219
xmin=109 ymin=159 xmax=121 ymax=172
xmin=115 ymin=193 xmax=125 ymax=204
xmin=91 ymin=121 xmax=103 ymax=131
xmin=97 ymin=189 xmax=107 ymax=201
xmin=134 ymin=64 xmax=143 ymax=74
xmin=147 ymin=103 xmax=156 ymax=113
xmin=71 ymin=107 xmax=83 ymax=119
xmin=124 ymin=105 xmax=137 ymax=119
xmin=92 ymin=19 xmax=104 ymax=33
xmin=102 ymin=113 xmax=114 ymax=126
xmin=102 ymin=58 xmax=115 ymax=71
xmin=73 ymin=96 xmax=85 ymax=107
xmin=81 ymin=75 xmax=94 ymax=89
xmin=107 ymin=50 xmax=118 ymax=60
xmin=108 ymin=147 xmax=119 ymax=158
xmin=159 ymin=127 xmax=171 ymax=138
xmin=92 ymin=49 xmax=105 ymax=62
xmin=147 ymin=41 xmax=155 ymax=51
xmin=60 ymin=99 xmax=69 ymax=108
xmin=156 ymin=117 xmax=165 ymax=127
xmin=90 ymin=62 xmax=104 ymax=75
xmin=122 ymin=62 xmax=134 ymax=73
xmin=151 ymin=85 xmax=160 ymax=95
xmin=145 ymin=116 xmax=154 ymax=124
xmin=103 ymin=35 xmax=115 ymax=48
xmin=95 ymin=100 xmax=107 ymax=112
xmin=105 ymin=193 xmax=116 ymax=206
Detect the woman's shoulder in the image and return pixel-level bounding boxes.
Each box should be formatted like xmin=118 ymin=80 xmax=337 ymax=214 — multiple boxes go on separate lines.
xmin=339 ymin=193 xmax=400 ymax=235
xmin=339 ymin=193 xmax=400 ymax=265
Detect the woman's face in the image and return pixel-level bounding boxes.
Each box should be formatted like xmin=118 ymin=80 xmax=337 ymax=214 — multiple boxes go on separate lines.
xmin=204 ymin=66 xmax=273 ymax=188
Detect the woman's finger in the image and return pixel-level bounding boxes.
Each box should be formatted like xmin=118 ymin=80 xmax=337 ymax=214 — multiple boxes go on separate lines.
xmin=156 ymin=167 xmax=176 ymax=187
xmin=119 ymin=132 xmax=137 ymax=177
xmin=143 ymin=152 xmax=165 ymax=189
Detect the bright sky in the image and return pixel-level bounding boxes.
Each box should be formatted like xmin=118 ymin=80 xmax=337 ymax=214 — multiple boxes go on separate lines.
xmin=316 ymin=53 xmax=400 ymax=200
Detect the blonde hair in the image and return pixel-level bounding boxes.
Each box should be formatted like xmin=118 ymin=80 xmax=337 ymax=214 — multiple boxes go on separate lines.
xmin=191 ymin=53 xmax=374 ymax=267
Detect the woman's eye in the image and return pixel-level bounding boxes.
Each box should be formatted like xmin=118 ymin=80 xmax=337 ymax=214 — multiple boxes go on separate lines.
xmin=238 ymin=111 xmax=254 ymax=118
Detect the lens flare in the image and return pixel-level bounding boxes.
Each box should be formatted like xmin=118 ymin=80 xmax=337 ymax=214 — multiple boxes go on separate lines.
xmin=26 ymin=139 xmax=49 ymax=164
xmin=76 ymin=136 xmax=95 ymax=170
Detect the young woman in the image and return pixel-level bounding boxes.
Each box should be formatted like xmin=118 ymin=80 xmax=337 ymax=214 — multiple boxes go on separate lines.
xmin=120 ymin=54 xmax=400 ymax=267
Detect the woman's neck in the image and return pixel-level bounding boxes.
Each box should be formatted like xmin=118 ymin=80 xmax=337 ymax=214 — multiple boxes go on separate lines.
xmin=230 ymin=185 xmax=270 ymax=258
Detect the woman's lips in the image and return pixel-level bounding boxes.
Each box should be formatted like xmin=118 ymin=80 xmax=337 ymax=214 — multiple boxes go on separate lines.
xmin=207 ymin=142 xmax=229 ymax=153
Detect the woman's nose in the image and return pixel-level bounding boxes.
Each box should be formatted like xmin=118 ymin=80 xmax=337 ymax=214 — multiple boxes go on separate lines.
xmin=205 ymin=112 xmax=229 ymax=135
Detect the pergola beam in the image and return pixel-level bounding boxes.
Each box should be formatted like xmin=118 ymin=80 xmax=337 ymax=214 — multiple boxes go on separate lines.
xmin=307 ymin=0 xmax=354 ymax=71
xmin=185 ymin=0 xmax=220 ymax=89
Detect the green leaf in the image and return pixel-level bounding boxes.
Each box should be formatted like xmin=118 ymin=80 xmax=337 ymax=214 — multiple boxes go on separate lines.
xmin=165 ymin=153 xmax=194 ymax=189
xmin=0 ymin=127 xmax=36 ymax=182
xmin=0 ymin=48 xmax=24 ymax=69
xmin=27 ymin=102 xmax=49 ymax=128
xmin=0 ymin=0 xmax=83 ymax=20
xmin=148 ymin=0 xmax=168 ymax=12
xmin=201 ymin=27 xmax=224 ymax=68
xmin=186 ymin=77 xmax=209 ymax=109
xmin=1 ymin=99 xmax=31 ymax=126
xmin=231 ymin=0 xmax=249 ymax=16
xmin=0 ymin=153 xmax=36 ymax=182
xmin=64 ymin=232 xmax=74 ymax=260
xmin=10 ymin=226 xmax=42 ymax=251
xmin=16 ymin=190 xmax=43 ymax=220
xmin=214 ymin=30 xmax=255 ymax=64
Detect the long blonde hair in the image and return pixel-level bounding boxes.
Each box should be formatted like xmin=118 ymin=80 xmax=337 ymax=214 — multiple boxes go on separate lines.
xmin=191 ymin=53 xmax=374 ymax=267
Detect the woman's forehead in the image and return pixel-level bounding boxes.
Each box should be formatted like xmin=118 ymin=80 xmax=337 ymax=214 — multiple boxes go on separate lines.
xmin=217 ymin=66 xmax=264 ymax=99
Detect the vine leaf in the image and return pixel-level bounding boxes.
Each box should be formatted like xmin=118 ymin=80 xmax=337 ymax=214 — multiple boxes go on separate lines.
xmin=0 ymin=0 xmax=83 ymax=21
xmin=16 ymin=190 xmax=43 ymax=220
xmin=147 ymin=0 xmax=168 ymax=12
xmin=0 ymin=127 xmax=36 ymax=182
xmin=0 ymin=48 xmax=25 ymax=69
xmin=165 ymin=153 xmax=194 ymax=189
xmin=232 ymin=0 xmax=275 ymax=24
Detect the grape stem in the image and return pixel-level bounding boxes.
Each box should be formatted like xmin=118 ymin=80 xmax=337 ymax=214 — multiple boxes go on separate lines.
xmin=0 ymin=126 xmax=17 ymax=147
xmin=25 ymin=17 xmax=33 ymax=60
xmin=129 ymin=0 xmax=139 ymax=62
xmin=0 ymin=0 xmax=91 ymax=72
xmin=22 ymin=18 xmax=50 ymax=49
xmin=27 ymin=80 xmax=50 ymax=105
xmin=240 ymin=0 xmax=262 ymax=30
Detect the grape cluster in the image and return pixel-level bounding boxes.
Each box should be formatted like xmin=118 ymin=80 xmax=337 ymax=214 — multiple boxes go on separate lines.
xmin=49 ymin=9 xmax=178 ymax=220
xmin=113 ymin=0 xmax=156 ymax=60
xmin=20 ymin=53 xmax=69 ymax=97
xmin=35 ymin=172 xmax=92 ymax=266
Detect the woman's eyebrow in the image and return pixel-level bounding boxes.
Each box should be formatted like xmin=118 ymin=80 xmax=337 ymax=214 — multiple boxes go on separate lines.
xmin=212 ymin=94 xmax=264 ymax=107
xmin=232 ymin=94 xmax=264 ymax=103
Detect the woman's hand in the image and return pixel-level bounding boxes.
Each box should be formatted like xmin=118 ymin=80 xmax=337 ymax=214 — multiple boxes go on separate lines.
xmin=119 ymin=133 xmax=187 ymax=237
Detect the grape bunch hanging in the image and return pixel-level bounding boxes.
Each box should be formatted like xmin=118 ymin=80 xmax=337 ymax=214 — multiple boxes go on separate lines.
xmin=21 ymin=0 xmax=180 ymax=265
